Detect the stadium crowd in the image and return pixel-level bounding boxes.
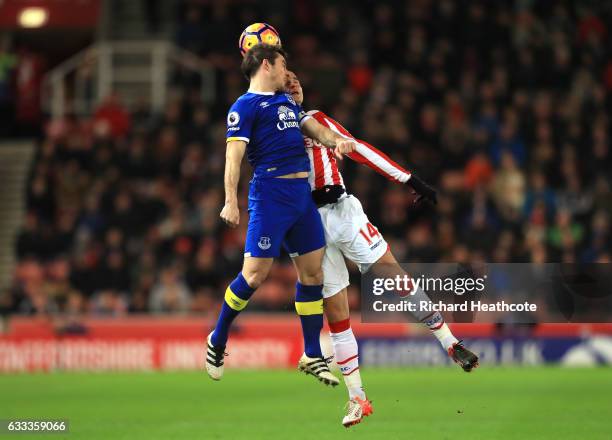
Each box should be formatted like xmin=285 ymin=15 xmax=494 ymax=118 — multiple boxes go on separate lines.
xmin=2 ymin=0 xmax=611 ymax=318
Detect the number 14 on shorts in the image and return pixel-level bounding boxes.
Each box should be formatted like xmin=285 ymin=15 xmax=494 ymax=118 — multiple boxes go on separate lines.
xmin=358 ymin=222 xmax=380 ymax=245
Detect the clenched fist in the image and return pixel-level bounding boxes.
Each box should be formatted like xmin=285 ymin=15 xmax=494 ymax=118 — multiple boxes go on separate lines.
xmin=220 ymin=202 xmax=240 ymax=227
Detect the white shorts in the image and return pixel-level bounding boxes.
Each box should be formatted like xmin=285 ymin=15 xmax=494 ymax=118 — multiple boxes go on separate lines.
xmin=318 ymin=195 xmax=388 ymax=298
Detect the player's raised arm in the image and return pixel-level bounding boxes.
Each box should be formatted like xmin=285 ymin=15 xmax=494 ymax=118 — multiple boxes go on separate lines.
xmin=312 ymin=111 xmax=437 ymax=205
xmin=349 ymin=137 xmax=437 ymax=204
xmin=301 ymin=117 xmax=356 ymax=160
xmin=220 ymin=140 xmax=247 ymax=227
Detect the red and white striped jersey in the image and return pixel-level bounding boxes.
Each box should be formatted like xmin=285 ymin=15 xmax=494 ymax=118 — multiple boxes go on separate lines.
xmin=304 ymin=110 xmax=412 ymax=191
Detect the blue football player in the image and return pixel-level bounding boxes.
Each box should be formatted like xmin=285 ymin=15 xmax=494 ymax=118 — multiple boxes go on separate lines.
xmin=206 ymin=44 xmax=356 ymax=384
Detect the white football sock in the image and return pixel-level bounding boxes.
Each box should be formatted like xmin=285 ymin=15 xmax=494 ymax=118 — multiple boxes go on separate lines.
xmin=330 ymin=327 xmax=366 ymax=400
xmin=422 ymin=311 xmax=458 ymax=350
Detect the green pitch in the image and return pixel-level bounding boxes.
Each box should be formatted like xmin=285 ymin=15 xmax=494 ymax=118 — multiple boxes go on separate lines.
xmin=0 ymin=367 xmax=610 ymax=439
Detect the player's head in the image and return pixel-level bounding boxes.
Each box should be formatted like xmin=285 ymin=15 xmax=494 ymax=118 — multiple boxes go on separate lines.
xmin=285 ymin=70 xmax=303 ymax=105
xmin=241 ymin=43 xmax=287 ymax=90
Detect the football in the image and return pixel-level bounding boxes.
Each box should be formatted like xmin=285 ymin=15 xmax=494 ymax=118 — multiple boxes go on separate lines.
xmin=238 ymin=23 xmax=281 ymax=56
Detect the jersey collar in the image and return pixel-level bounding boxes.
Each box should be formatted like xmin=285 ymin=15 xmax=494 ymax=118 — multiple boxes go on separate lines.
xmin=247 ymin=89 xmax=276 ymax=95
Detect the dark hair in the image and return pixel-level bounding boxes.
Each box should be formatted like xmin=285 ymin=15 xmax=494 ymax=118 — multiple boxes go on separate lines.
xmin=240 ymin=44 xmax=287 ymax=80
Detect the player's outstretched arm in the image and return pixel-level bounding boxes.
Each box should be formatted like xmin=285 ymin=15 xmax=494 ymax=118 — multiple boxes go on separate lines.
xmin=301 ymin=118 xmax=355 ymax=160
xmin=350 ymin=140 xmax=436 ymax=204
xmin=313 ymin=111 xmax=437 ymax=205
xmin=309 ymin=110 xmax=413 ymax=183
xmin=220 ymin=140 xmax=247 ymax=227
xmin=350 ymin=139 xmax=437 ymax=204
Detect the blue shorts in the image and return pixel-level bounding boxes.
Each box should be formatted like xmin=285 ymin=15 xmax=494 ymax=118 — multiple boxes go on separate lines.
xmin=245 ymin=176 xmax=326 ymax=258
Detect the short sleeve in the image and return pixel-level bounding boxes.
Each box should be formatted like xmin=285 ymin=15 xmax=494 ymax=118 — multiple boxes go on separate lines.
xmin=297 ymin=105 xmax=312 ymax=127
xmin=226 ymin=99 xmax=255 ymax=144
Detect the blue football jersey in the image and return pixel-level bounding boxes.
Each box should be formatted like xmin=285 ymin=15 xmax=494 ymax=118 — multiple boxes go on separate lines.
xmin=226 ymin=91 xmax=312 ymax=177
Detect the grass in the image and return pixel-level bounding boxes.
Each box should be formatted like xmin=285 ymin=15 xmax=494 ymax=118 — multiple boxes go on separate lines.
xmin=0 ymin=367 xmax=611 ymax=439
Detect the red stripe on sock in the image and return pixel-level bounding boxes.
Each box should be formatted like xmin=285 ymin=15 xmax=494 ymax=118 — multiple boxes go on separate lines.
xmin=343 ymin=367 xmax=360 ymax=376
xmin=430 ymin=322 xmax=444 ymax=330
xmin=329 ymin=318 xmax=351 ymax=333
xmin=337 ymin=354 xmax=358 ymax=365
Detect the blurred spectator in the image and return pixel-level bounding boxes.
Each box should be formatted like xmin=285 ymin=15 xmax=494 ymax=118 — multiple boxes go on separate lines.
xmin=0 ymin=37 xmax=17 ymax=136
xmin=490 ymin=151 xmax=526 ymax=220
xmin=149 ymin=266 xmax=191 ymax=313
xmin=523 ymin=171 xmax=556 ymax=220
xmin=175 ymin=5 xmax=206 ymax=54
xmin=91 ymin=289 xmax=127 ymax=316
xmin=464 ymin=152 xmax=493 ymax=190
xmin=547 ymin=209 xmax=585 ymax=256
xmin=15 ymin=47 xmax=45 ymax=134
xmin=93 ymin=93 xmax=131 ymax=139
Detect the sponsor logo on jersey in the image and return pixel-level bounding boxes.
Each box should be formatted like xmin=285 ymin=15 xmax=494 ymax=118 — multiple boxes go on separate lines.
xmin=260 ymin=101 xmax=269 ymax=108
xmin=258 ymin=236 xmax=272 ymax=250
xmin=277 ymin=105 xmax=299 ymax=131
xmin=227 ymin=111 xmax=240 ymax=126
xmin=370 ymin=240 xmax=384 ymax=251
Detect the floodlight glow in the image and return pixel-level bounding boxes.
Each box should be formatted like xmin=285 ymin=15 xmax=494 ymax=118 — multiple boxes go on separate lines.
xmin=18 ymin=7 xmax=49 ymax=28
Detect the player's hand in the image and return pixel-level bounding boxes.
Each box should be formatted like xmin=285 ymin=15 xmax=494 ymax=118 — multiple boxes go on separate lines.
xmin=407 ymin=174 xmax=438 ymax=205
xmin=334 ymin=139 xmax=356 ymax=160
xmin=220 ymin=202 xmax=240 ymax=227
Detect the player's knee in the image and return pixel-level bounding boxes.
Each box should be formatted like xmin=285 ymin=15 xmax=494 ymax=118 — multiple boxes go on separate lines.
xmin=325 ymin=304 xmax=348 ymax=323
xmin=299 ymin=268 xmax=323 ymax=286
xmin=242 ymin=269 xmax=268 ymax=289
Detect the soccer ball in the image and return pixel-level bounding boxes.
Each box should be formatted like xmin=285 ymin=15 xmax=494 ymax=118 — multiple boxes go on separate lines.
xmin=238 ymin=23 xmax=281 ymax=57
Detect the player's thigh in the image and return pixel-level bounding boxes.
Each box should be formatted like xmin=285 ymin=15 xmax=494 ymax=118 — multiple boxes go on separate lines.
xmin=283 ymin=196 xmax=326 ymax=262
xmin=245 ymin=181 xmax=295 ymax=259
xmin=320 ymin=242 xmax=350 ymax=299
xmin=323 ymin=287 xmax=349 ymax=323
xmin=336 ymin=196 xmax=388 ymax=273
xmin=241 ymin=256 xmax=274 ymax=288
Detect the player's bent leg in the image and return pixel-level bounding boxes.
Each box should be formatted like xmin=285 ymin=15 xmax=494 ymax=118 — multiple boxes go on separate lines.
xmin=292 ymin=248 xmax=339 ymax=387
xmin=206 ymin=257 xmax=274 ymax=381
xmin=285 ymin=190 xmax=338 ymax=385
xmin=370 ymin=250 xmax=479 ymax=372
